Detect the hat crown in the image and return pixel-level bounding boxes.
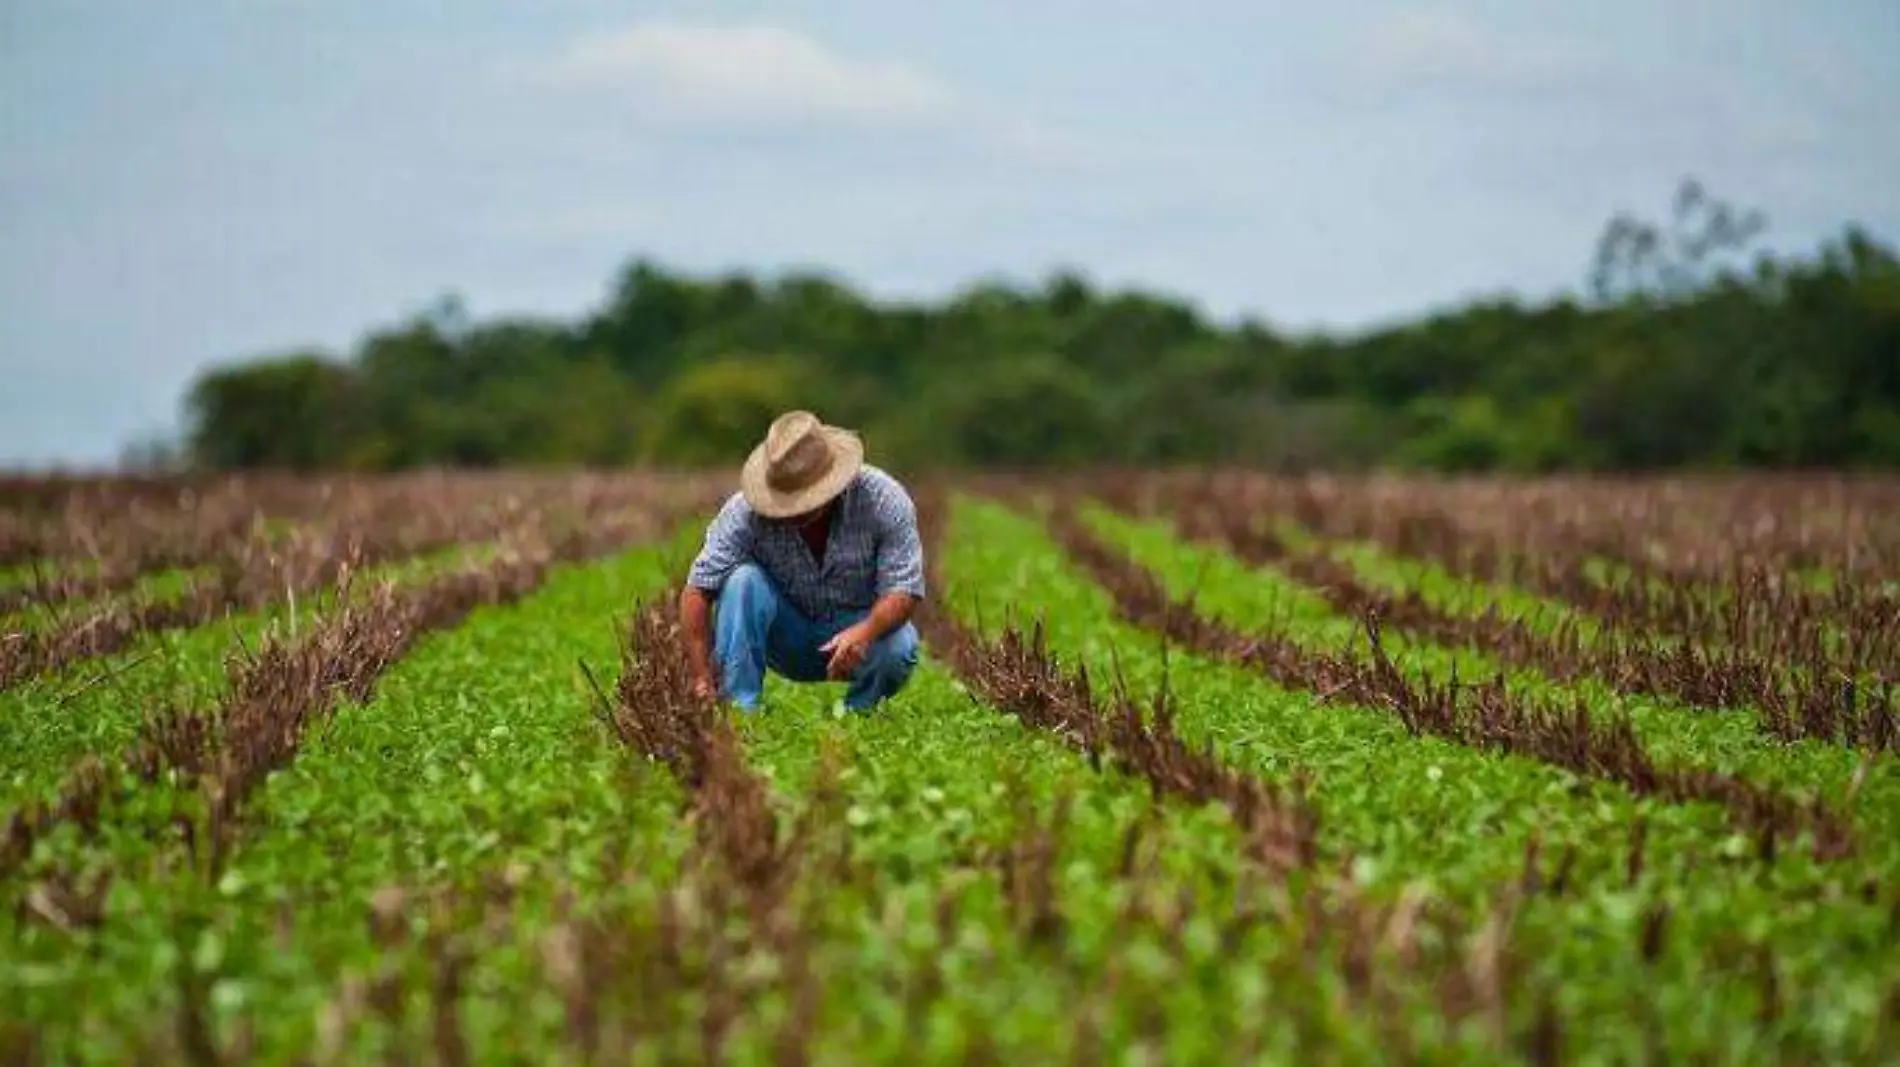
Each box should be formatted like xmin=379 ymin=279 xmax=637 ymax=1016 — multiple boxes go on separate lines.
xmin=763 ymin=411 xmax=833 ymax=493
xmin=741 ymin=409 xmax=863 ymax=518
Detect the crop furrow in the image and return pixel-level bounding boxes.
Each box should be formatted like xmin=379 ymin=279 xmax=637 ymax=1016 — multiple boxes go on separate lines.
xmin=0 ymin=545 xmax=438 ymax=693
xmin=946 ymin=492 xmax=1898 ymax=1063
xmin=0 ymin=518 xmax=725 ymax=1064
xmin=0 ymin=478 xmax=690 ymax=692
xmin=1253 ymin=518 xmax=1898 ymax=753
xmin=1045 ymin=501 xmax=1858 ymax=863
xmin=1105 ymin=483 xmax=1900 ymax=753
xmin=914 ymin=488 xmax=1322 ymax=871
xmin=586 ymin=596 xmax=838 ymax=1061
xmin=1102 ymin=471 xmax=1900 ymax=666
xmin=0 ymin=501 xmax=698 ymax=880
xmin=0 ymin=568 xmax=152 ymax=617
xmin=924 ymin=490 xmax=1818 ymax=1063
xmin=183 ymin=764 xmax=1444 ymax=1065
xmin=605 ymin=598 xmax=807 ymax=919
xmin=915 ymin=611 xmax=1567 ymax=1058
xmin=0 ymin=471 xmax=682 ymax=614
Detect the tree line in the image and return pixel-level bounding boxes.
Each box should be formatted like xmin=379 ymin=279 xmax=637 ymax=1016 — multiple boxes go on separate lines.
xmin=177 ymin=179 xmax=1900 ymax=473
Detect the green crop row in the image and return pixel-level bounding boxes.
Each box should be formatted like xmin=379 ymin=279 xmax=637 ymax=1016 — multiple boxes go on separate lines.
xmin=0 ymin=528 xmax=702 ymax=1063
xmin=1267 ymin=516 xmax=1601 ymax=641
xmin=948 ymin=495 xmax=1892 ymax=1064
xmin=1268 ymin=509 xmax=1884 ymax=670
xmin=1 ymin=566 xmax=207 ymax=634
xmin=0 ymin=561 xmax=99 ymax=593
xmin=1 ymin=493 xmax=1891 ymax=1064
xmin=0 ymin=543 xmax=494 ymax=815
xmin=1078 ymin=502 xmax=1897 ymax=860
xmin=0 ymin=505 xmax=1486 ymax=1063
xmin=6 ymin=512 xmax=1375 ymax=1064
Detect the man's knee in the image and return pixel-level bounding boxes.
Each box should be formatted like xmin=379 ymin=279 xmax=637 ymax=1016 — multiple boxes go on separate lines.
xmin=712 ymin=564 xmax=779 ymax=644
xmin=844 ymin=622 xmax=920 ymax=710
xmin=723 ymin=563 xmax=773 ymax=602
xmin=719 ymin=564 xmax=781 ymax=615
xmin=864 ymin=623 xmax=920 ymax=681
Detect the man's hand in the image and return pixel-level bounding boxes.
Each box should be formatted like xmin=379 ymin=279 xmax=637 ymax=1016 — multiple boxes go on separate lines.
xmin=819 ymin=623 xmax=873 ymax=680
xmin=821 ymin=593 xmax=918 ymax=681
xmin=689 ymin=675 xmax=718 ymax=702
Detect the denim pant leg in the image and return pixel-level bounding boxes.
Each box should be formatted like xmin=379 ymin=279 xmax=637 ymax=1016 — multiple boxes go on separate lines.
xmin=844 ymin=621 xmax=920 ymax=710
xmin=765 ymin=605 xmax=832 ymax=684
xmin=713 ymin=564 xmax=827 ymax=709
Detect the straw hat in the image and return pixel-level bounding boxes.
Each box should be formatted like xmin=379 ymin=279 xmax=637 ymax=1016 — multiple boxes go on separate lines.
xmin=740 ymin=410 xmax=865 ymax=518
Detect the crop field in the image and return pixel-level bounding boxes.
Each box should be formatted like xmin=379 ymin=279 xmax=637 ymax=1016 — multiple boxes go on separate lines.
xmin=0 ymin=468 xmax=1896 ymax=1065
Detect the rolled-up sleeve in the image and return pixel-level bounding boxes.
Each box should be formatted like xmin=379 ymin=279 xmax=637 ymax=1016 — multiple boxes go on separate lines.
xmin=686 ymin=493 xmax=755 ymax=594
xmin=872 ymin=483 xmax=927 ymax=600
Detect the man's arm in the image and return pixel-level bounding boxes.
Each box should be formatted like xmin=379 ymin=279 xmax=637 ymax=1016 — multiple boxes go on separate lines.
xmin=680 ymin=584 xmax=718 ymax=698
xmin=869 ymin=476 xmax=927 ymax=602
xmin=858 ymin=591 xmax=917 ymax=642
xmin=680 ymin=494 xmax=754 ymax=697
xmin=820 ymin=478 xmax=926 ymax=679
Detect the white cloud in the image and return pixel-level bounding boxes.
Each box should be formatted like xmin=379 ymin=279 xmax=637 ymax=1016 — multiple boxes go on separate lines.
xmin=1349 ymin=7 xmax=1595 ymax=92
xmin=530 ymin=19 xmax=961 ymax=131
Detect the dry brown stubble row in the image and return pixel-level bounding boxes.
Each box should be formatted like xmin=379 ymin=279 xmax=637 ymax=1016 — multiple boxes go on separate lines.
xmin=911 ymin=486 xmax=1321 ymax=875
xmin=569 ymin=525 xmax=1561 ymax=1064
xmin=0 ymin=470 xmax=679 ymax=615
xmin=601 ymin=599 xmax=808 ymax=926
xmin=0 ymin=473 xmax=453 ymax=612
xmin=0 ymin=472 xmax=328 ymax=545
xmin=1117 ymin=488 xmax=1900 ymax=754
xmin=296 ymin=790 xmax=1567 ymax=1067
xmin=20 ymin=483 xmax=1803 ymax=1066
xmin=1070 ymin=469 xmax=1900 ymax=651
xmin=0 ymin=473 xmax=712 ymax=692
xmin=1039 ymin=500 xmax=1860 ymax=866
xmin=909 ymin=485 xmax=1583 ymax=1061
xmin=0 ymin=480 xmax=721 ymax=897
xmin=98 ymin=481 xmax=1881 ymax=1067
xmin=1070 ymin=472 xmax=1900 ymax=739
xmin=82 ymin=741 xmax=1554 ymax=1067
xmin=1165 ymin=469 xmax=1900 ymax=580
xmin=0 ymin=472 xmax=359 ymax=516
xmin=1275 ymin=541 xmax=1897 ymax=751
xmin=0 ymin=471 xmax=389 ymax=572
xmin=592 ymin=596 xmax=826 ymax=1064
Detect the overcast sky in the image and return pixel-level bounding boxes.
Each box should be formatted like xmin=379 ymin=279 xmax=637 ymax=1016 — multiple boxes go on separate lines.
xmin=3 ymin=0 xmax=1896 ymax=467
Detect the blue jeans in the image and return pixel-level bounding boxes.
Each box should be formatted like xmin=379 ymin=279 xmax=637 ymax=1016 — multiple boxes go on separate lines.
xmin=713 ymin=563 xmax=920 ymax=711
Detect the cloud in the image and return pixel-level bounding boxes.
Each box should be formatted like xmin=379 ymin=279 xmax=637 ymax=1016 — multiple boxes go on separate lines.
xmin=512 ymin=18 xmax=1184 ymax=176
xmin=1348 ymin=7 xmax=1596 ymax=93
xmin=529 ymin=19 xmax=961 ymax=132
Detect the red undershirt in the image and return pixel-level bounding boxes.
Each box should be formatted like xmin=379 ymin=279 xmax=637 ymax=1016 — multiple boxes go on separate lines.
xmin=797 ymin=511 xmax=831 ymax=564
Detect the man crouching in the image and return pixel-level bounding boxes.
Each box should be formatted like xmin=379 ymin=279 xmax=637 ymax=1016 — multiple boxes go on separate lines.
xmin=680 ymin=410 xmax=924 ymax=712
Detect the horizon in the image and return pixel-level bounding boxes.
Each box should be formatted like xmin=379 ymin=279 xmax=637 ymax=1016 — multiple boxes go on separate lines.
xmin=5 ymin=0 xmax=1897 ymax=467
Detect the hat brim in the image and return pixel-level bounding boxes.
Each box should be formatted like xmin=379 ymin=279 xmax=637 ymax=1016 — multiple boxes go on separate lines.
xmin=740 ymin=427 xmax=864 ymax=518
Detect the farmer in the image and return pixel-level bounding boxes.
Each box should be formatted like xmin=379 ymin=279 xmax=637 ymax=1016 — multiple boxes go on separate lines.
xmin=680 ymin=410 xmax=924 ymax=712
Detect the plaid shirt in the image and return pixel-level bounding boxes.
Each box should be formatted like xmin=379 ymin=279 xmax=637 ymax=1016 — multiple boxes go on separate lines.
xmin=685 ymin=465 xmax=927 ymax=620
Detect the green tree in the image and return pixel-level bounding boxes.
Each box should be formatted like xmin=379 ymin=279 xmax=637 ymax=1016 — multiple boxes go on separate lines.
xmin=167 ymin=186 xmax=1900 ymax=474
xmin=186 ymin=353 xmax=354 ymax=470
xmin=642 ymin=355 xmax=807 ymax=465
xmin=928 ymin=354 xmax=1110 ymax=467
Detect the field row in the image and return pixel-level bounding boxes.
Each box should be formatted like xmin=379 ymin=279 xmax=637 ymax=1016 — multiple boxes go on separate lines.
xmin=8 ymin=477 xmax=1896 ymax=760
xmin=0 ymin=480 xmax=1894 ymax=1064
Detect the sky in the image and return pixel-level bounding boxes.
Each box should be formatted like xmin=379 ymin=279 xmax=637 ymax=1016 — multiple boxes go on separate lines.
xmin=3 ymin=0 xmax=1896 ymax=467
